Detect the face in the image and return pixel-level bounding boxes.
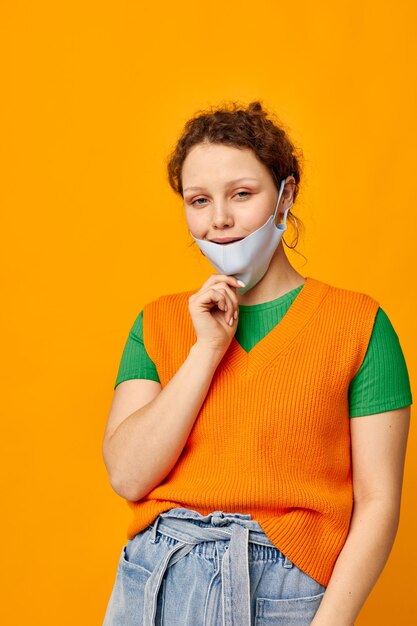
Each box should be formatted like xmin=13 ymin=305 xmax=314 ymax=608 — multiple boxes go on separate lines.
xmin=182 ymin=142 xmax=294 ymax=244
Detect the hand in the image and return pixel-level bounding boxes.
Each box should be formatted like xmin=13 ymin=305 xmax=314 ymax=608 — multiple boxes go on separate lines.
xmin=188 ymin=273 xmax=243 ymax=353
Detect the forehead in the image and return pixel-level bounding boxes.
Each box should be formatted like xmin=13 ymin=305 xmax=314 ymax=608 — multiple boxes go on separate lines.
xmin=182 ymin=143 xmax=267 ymax=187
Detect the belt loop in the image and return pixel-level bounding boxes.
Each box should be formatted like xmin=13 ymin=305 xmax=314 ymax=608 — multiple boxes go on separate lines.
xmin=150 ymin=516 xmax=161 ymax=544
xmin=283 ymin=554 xmax=293 ymax=568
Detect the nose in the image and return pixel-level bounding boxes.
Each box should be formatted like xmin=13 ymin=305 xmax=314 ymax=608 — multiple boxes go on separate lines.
xmin=211 ymin=202 xmax=234 ymax=229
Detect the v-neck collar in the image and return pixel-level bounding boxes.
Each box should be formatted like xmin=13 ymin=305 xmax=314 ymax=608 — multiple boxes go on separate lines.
xmin=222 ymin=276 xmax=331 ymax=376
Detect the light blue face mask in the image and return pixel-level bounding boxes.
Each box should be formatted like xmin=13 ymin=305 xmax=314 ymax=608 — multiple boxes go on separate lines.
xmin=189 ymin=175 xmax=292 ymax=294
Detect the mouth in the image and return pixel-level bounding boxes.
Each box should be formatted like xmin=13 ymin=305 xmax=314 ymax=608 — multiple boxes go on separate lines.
xmin=209 ymin=237 xmax=244 ymax=245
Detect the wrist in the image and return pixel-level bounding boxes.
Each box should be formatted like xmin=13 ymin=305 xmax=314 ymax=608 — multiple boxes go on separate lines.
xmin=191 ymin=340 xmax=226 ymax=362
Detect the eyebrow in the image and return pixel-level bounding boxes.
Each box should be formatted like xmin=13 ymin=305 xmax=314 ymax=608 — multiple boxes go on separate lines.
xmin=183 ymin=177 xmax=259 ymax=193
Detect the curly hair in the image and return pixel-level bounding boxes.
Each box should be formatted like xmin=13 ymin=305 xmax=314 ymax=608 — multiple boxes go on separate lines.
xmin=166 ymin=100 xmax=305 ymax=255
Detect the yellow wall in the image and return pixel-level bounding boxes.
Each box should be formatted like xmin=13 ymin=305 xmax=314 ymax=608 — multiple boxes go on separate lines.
xmin=1 ymin=1 xmax=415 ymax=623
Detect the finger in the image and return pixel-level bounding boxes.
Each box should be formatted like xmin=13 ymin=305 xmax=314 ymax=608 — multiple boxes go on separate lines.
xmin=218 ymin=287 xmax=239 ymax=325
xmin=218 ymin=289 xmax=234 ymax=323
xmin=204 ymin=274 xmax=245 ymax=292
xmin=194 ymin=287 xmax=237 ymax=327
xmin=195 ymin=287 xmax=229 ymax=310
xmin=198 ymin=282 xmax=236 ymax=316
xmin=214 ymin=284 xmax=239 ymax=320
xmin=210 ymin=287 xmax=231 ymax=315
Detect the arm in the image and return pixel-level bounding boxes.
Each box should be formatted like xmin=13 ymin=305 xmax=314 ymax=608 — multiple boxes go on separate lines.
xmin=311 ymin=405 xmax=411 ymax=626
xmin=102 ymin=341 xmax=224 ymax=501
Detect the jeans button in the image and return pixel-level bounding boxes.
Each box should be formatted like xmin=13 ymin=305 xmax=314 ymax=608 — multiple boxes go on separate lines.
xmin=211 ymin=512 xmax=229 ymax=526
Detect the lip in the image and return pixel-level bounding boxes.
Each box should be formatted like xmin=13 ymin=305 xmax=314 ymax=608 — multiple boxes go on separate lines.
xmin=209 ymin=237 xmax=244 ymax=244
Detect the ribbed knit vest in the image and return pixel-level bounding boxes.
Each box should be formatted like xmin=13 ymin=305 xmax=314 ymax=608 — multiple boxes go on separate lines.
xmin=125 ymin=276 xmax=380 ymax=586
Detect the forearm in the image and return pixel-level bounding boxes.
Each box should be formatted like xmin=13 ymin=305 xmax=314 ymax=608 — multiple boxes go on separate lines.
xmin=311 ymin=499 xmax=400 ymax=626
xmin=104 ymin=341 xmax=224 ymax=501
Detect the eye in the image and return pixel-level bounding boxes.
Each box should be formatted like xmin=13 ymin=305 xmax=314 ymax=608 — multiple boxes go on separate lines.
xmin=190 ymin=197 xmax=208 ymax=206
xmin=190 ymin=191 xmax=251 ymax=206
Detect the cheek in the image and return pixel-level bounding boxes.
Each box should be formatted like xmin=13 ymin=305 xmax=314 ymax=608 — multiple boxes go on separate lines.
xmin=243 ymin=197 xmax=274 ymax=232
xmin=245 ymin=212 xmax=271 ymax=232
xmin=185 ymin=212 xmax=205 ymax=238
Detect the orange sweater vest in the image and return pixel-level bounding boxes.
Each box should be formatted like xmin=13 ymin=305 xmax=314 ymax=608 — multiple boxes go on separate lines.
xmin=125 ymin=276 xmax=380 ymax=586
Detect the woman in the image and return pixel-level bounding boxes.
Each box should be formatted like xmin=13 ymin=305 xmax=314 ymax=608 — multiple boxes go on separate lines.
xmin=102 ymin=101 xmax=412 ymax=626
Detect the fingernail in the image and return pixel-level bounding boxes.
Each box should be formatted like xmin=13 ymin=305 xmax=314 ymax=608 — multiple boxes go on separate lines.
xmin=237 ymin=280 xmax=246 ymax=287
xmin=234 ymin=310 xmax=238 ymax=319
xmin=229 ymin=317 xmax=234 ymax=326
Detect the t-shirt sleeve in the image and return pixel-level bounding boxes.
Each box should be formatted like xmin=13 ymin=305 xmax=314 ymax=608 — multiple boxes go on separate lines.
xmin=114 ymin=310 xmax=160 ymax=390
xmin=349 ymin=306 xmax=413 ymax=417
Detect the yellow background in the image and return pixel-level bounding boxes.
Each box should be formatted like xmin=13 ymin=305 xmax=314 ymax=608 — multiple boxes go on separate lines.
xmin=1 ymin=1 xmax=416 ymax=623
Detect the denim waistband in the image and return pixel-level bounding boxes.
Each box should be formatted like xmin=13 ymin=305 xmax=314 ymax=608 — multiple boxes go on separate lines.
xmin=142 ymin=508 xmax=294 ymax=626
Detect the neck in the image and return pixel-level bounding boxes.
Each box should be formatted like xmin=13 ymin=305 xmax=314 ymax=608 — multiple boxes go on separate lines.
xmin=237 ymin=244 xmax=306 ymax=306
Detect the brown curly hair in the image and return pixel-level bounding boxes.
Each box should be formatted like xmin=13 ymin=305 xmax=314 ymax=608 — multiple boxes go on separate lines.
xmin=166 ymin=100 xmax=305 ymax=256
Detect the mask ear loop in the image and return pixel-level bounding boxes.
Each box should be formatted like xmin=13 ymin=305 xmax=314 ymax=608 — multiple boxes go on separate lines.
xmin=273 ymin=178 xmax=292 ymax=229
xmin=278 ymin=203 xmax=293 ymax=230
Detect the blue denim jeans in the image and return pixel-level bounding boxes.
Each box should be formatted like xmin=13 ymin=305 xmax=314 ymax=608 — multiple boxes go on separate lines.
xmin=102 ymin=507 xmax=326 ymax=625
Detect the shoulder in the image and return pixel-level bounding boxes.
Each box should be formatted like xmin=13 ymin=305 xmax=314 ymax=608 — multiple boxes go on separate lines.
xmin=311 ymin=276 xmax=380 ymax=311
xmin=142 ymin=288 xmax=199 ymax=355
xmin=308 ymin=277 xmax=381 ymax=350
xmin=142 ymin=288 xmax=199 ymax=331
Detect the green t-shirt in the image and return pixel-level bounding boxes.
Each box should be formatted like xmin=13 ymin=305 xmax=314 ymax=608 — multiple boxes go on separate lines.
xmin=114 ymin=284 xmax=413 ymax=418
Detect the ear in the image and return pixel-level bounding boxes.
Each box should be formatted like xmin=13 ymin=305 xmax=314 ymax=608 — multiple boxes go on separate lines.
xmin=281 ymin=176 xmax=296 ymax=210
